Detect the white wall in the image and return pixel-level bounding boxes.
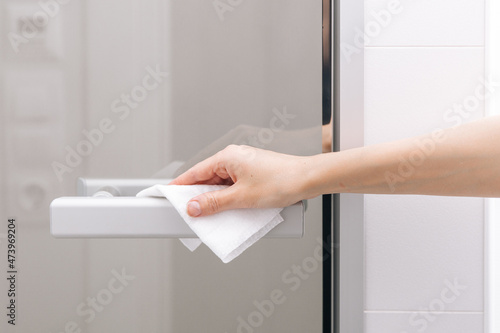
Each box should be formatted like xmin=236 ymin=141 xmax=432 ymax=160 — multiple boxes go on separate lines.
xmin=486 ymin=1 xmax=500 ymax=331
xmin=363 ymin=0 xmax=486 ymax=332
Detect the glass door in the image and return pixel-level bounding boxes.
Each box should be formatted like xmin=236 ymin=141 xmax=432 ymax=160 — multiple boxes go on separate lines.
xmin=0 ymin=0 xmax=325 ymax=332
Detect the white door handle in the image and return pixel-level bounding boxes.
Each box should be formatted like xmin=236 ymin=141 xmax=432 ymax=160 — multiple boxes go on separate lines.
xmin=50 ymin=179 xmax=305 ymax=238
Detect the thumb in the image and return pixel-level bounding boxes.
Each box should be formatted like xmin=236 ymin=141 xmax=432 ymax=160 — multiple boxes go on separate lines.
xmin=186 ymin=186 xmax=239 ymax=217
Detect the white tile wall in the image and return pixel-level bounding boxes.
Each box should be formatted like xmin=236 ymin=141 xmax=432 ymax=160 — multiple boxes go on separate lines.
xmin=365 ymin=0 xmax=484 ymax=46
xmin=365 ymin=312 xmax=483 ymax=333
xmin=365 ymin=47 xmax=485 ymax=145
xmin=365 ymin=195 xmax=484 ymax=311
xmin=364 ymin=0 xmax=486 ymax=331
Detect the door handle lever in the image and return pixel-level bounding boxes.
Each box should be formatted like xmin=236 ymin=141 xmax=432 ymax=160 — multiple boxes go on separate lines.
xmin=50 ymin=178 xmax=305 ymax=238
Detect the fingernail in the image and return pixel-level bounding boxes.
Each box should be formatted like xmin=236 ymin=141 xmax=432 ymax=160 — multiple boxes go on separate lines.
xmin=187 ymin=201 xmax=201 ymax=217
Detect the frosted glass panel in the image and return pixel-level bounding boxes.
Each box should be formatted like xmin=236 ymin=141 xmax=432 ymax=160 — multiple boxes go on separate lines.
xmin=0 ymin=0 xmax=322 ymax=332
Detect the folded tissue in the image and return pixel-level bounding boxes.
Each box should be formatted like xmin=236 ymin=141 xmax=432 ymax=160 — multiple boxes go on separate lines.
xmin=136 ymin=185 xmax=284 ymax=263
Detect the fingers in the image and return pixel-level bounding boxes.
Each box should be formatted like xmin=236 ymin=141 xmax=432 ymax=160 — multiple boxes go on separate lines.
xmin=168 ymin=145 xmax=252 ymax=216
xmin=169 ymin=145 xmax=238 ymax=186
xmin=186 ymin=185 xmax=241 ymax=217
xmin=169 ymin=154 xmax=221 ymax=185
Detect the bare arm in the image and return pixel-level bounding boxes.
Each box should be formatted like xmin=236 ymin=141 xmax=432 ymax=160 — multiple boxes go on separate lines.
xmin=171 ymin=116 xmax=500 ymax=216
xmin=308 ymin=115 xmax=500 ymax=198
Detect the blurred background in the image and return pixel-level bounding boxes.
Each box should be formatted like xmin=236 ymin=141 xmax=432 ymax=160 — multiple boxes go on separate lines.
xmin=0 ymin=0 xmax=324 ymax=332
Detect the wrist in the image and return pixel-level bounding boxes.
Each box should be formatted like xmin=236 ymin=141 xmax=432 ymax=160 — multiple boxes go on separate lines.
xmin=295 ymin=153 xmax=332 ymax=200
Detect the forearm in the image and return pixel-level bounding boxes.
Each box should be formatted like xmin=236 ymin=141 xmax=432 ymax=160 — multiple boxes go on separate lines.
xmin=305 ymin=116 xmax=500 ymax=198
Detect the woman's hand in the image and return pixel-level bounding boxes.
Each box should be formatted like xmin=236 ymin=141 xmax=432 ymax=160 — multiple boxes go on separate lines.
xmin=169 ymin=145 xmax=315 ymax=217
xmin=170 ymin=116 xmax=500 ymax=217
